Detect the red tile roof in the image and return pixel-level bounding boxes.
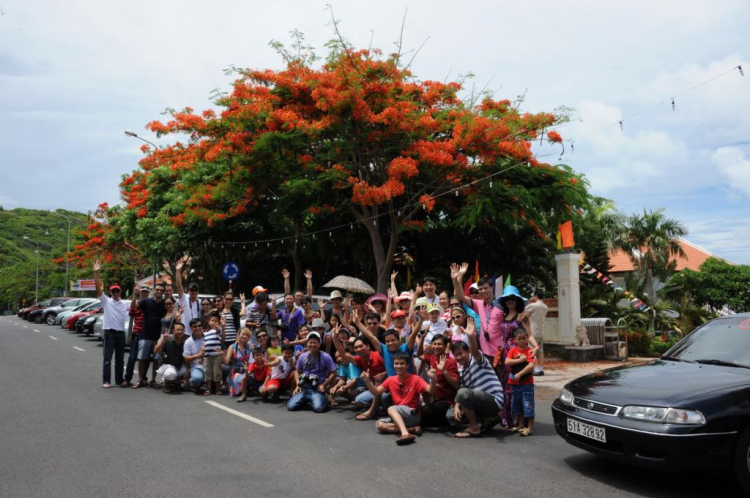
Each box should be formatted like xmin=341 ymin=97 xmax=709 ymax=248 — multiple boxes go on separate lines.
xmin=608 ymin=239 xmax=719 ymax=273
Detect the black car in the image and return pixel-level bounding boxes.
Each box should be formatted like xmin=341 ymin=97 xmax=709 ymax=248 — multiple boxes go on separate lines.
xmin=553 ymin=313 xmax=750 ymax=493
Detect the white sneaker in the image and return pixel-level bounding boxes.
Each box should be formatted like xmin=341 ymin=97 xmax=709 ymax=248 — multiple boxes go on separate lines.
xmin=102 ymin=382 xmax=111 ymax=388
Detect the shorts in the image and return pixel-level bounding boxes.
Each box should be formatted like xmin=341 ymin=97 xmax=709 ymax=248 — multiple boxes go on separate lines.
xmin=379 ymin=405 xmax=421 ymax=428
xmin=266 ymin=376 xmax=293 ymax=391
xmin=510 ymin=384 xmax=535 ymax=418
xmin=137 ymin=339 xmax=157 ymax=361
xmin=204 ymin=355 xmax=223 ymax=383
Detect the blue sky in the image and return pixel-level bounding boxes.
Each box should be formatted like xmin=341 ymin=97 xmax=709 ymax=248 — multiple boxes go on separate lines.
xmin=0 ymin=0 xmax=748 ymax=263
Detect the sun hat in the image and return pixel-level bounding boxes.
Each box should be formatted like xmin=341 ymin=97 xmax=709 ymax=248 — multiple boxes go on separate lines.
xmin=329 ymin=290 xmax=343 ymax=300
xmin=391 ymin=310 xmax=407 ymax=319
xmin=469 ymin=283 xmax=479 ymax=291
xmin=310 ymin=318 xmax=330 ymax=332
xmin=415 ymin=297 xmax=430 ymax=308
xmin=252 ymin=285 xmax=268 ymax=296
xmin=426 ymin=303 xmax=441 ymax=313
xmin=395 ymin=291 xmax=412 ymax=302
xmin=366 ymin=294 xmax=388 ymax=305
xmin=498 ymin=286 xmax=527 ymax=308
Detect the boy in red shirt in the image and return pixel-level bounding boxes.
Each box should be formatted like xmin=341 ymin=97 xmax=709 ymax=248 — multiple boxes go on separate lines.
xmin=244 ymin=348 xmax=270 ymax=396
xmin=361 ymin=352 xmax=437 ymax=446
xmin=505 ymin=327 xmax=536 ymax=436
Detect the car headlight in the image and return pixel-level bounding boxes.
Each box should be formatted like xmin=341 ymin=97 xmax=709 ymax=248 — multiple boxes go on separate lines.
xmin=559 ymin=388 xmax=574 ymax=405
xmin=664 ymin=408 xmax=706 ymax=425
xmin=622 ymin=406 xmax=705 ymax=425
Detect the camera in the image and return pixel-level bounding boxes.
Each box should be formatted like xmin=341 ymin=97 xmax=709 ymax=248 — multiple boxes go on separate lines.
xmin=300 ymin=372 xmax=318 ymax=388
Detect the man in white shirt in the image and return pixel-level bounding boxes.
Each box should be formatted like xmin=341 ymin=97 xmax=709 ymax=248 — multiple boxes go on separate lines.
xmin=94 ymin=260 xmax=131 ymax=388
xmin=175 ymin=259 xmax=201 ymax=336
xmin=523 ymin=290 xmax=549 ymax=375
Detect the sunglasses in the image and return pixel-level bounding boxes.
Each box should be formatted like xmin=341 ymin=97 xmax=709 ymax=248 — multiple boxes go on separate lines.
xmin=366 ymin=321 xmax=379 ymax=326
xmin=257 ymin=334 xmax=268 ymax=339
xmin=451 ymin=315 xmax=463 ymax=320
xmin=202 ymin=303 xmax=210 ymax=307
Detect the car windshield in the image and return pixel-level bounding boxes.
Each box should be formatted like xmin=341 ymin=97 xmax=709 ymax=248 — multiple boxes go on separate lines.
xmin=667 ymin=317 xmax=750 ymax=368
xmin=80 ymin=302 xmax=100 ymax=311
xmin=39 ymin=300 xmax=52 ymax=307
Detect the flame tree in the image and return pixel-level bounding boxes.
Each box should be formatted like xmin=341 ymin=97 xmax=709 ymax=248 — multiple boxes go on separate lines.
xmin=69 ymin=38 xmax=590 ymax=292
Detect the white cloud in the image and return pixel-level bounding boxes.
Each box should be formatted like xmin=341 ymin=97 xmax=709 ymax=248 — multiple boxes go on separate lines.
xmin=712 ymin=147 xmax=750 ymax=197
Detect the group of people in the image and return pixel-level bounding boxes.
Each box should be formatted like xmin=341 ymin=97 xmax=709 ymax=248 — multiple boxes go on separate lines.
xmin=96 ymin=260 xmax=549 ymax=445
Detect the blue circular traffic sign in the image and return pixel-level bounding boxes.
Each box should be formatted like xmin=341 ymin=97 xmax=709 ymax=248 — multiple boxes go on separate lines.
xmin=222 ymin=262 xmax=240 ymax=281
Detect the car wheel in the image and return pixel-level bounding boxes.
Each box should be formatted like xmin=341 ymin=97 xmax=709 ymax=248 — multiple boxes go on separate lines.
xmin=33 ymin=314 xmax=43 ymax=324
xmin=734 ymin=427 xmax=750 ymax=494
xmin=45 ymin=313 xmax=56 ymax=325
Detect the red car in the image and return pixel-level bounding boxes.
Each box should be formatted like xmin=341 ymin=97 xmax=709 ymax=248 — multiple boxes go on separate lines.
xmin=21 ymin=298 xmax=72 ymax=320
xmin=65 ymin=306 xmax=103 ymax=331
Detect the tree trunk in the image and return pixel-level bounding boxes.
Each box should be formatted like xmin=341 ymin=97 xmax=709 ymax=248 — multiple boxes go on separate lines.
xmin=292 ymin=219 xmax=303 ymax=292
xmin=647 ymin=267 xmax=655 ymax=334
xmin=359 ymin=210 xmax=399 ymax=294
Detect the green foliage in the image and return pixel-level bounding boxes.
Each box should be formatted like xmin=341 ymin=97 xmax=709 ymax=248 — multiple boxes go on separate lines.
xmin=627 ymin=332 xmax=650 ymax=355
xmin=0 ymin=208 xmax=88 ymax=308
xmin=669 ymin=258 xmax=750 ymax=312
xmin=648 ymin=335 xmax=681 ymax=356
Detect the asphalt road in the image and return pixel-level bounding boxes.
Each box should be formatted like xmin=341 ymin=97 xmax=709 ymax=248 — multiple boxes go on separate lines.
xmin=0 ymin=315 xmax=741 ymax=498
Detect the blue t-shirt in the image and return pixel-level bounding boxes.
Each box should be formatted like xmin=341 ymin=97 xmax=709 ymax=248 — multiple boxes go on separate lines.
xmin=380 ymin=343 xmax=414 ymax=377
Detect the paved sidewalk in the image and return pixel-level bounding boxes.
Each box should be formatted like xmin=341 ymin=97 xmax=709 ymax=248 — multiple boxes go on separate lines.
xmin=535 ymin=357 xmax=655 ymax=399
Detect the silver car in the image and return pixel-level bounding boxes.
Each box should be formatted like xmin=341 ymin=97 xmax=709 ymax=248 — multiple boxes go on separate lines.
xmin=55 ymin=299 xmax=99 ymax=325
xmin=42 ymin=298 xmax=96 ymax=325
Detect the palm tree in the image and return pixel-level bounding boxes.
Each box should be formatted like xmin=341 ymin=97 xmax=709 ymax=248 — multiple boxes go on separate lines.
xmin=613 ymin=209 xmax=687 ymax=332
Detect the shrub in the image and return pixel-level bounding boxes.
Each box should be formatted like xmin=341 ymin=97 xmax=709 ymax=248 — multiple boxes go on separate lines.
xmin=627 ymin=332 xmax=650 ymax=355
xmin=648 ymin=336 xmax=681 ymax=356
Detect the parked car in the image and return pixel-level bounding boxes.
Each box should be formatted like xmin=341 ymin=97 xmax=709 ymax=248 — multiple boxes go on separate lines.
xmin=30 ymin=298 xmax=94 ymax=325
xmin=22 ymin=298 xmax=72 ymax=321
xmin=61 ymin=302 xmax=102 ymax=329
xmin=79 ymin=310 xmax=102 ymax=336
xmin=56 ymin=300 xmax=99 ymax=325
xmin=93 ymin=314 xmax=131 ymax=345
xmin=552 ymin=313 xmax=750 ymax=493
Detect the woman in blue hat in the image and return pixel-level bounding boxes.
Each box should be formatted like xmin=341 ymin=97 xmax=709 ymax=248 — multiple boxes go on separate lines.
xmin=493 ymin=286 xmax=537 ymax=428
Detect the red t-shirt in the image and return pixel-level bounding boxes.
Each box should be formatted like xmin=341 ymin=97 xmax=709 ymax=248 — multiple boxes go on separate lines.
xmin=507 ymin=346 xmax=535 ymax=385
xmin=353 ymin=350 xmax=386 ymax=378
xmin=248 ymin=362 xmax=270 ymax=383
xmin=381 ymin=374 xmax=429 ymax=409
xmin=424 ymin=353 xmax=459 ymax=404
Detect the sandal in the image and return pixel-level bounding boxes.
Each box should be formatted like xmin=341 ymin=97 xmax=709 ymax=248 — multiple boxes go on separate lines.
xmin=454 ymin=431 xmax=481 ymax=439
xmin=149 ymin=381 xmax=159 ymax=388
xmin=132 ymin=381 xmax=147 ymax=389
xmin=236 ymin=394 xmax=247 ymax=403
xmin=520 ymin=428 xmax=533 ymax=437
xmin=203 ymin=389 xmax=212 ymax=396
xmin=355 ymin=413 xmax=375 ymax=421
xmin=396 ymin=434 xmax=416 ymax=446
xmin=408 ymin=426 xmax=423 ymax=437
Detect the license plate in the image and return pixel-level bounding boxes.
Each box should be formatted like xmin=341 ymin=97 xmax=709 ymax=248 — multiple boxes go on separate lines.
xmin=567 ymin=418 xmax=606 ymax=443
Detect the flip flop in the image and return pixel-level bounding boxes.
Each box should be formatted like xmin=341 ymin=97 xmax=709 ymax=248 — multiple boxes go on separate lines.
xmin=396 ymin=434 xmax=416 ymax=446
xmin=520 ymin=428 xmax=533 ymax=437
xmin=236 ymin=395 xmax=247 ymax=403
xmin=132 ymin=381 xmax=146 ymax=390
xmin=355 ymin=413 xmax=375 ymax=421
xmin=454 ymin=431 xmax=481 ymax=439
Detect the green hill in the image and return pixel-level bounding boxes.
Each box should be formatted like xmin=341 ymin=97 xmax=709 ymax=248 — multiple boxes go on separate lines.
xmin=0 ymin=207 xmax=89 ymax=310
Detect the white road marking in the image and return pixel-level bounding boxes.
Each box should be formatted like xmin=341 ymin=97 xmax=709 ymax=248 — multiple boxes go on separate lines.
xmin=73 ymin=346 xmax=85 ymax=352
xmin=204 ymin=400 xmax=274 ymax=428
xmin=23 ymin=325 xmax=28 ymax=328
xmin=33 ymin=329 xmax=40 ymax=333
xmin=49 ymin=335 xmax=58 ymax=341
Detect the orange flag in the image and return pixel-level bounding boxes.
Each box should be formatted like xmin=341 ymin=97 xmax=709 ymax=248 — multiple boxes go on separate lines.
xmin=559 ymin=221 xmax=575 ymax=248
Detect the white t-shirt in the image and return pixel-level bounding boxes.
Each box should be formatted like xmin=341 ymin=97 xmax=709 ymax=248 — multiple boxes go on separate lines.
xmin=100 ymin=294 xmax=130 ymax=331
xmin=179 ymin=294 xmax=202 ymax=336
xmin=421 ymin=318 xmax=448 ymax=345
xmin=270 ymin=356 xmax=293 ymax=380
xmin=525 ymin=301 xmax=549 ymax=338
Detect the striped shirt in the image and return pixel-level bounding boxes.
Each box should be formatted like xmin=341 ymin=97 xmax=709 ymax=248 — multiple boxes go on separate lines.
xmin=221 ymin=310 xmax=237 ymax=343
xmin=203 ymin=329 xmax=222 ymax=357
xmin=459 ymin=356 xmax=504 ymax=407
